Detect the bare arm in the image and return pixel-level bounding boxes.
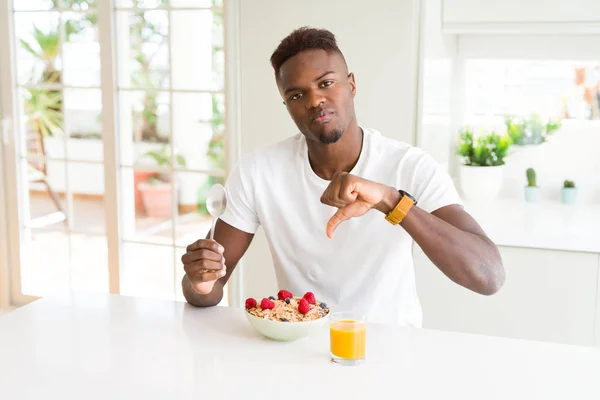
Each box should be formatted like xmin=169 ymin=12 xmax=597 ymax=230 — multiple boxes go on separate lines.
xmin=322 ymin=173 xmax=505 ymax=296
xmin=378 ymin=191 xmax=505 ymax=295
xmin=181 ymin=219 xmax=254 ymax=307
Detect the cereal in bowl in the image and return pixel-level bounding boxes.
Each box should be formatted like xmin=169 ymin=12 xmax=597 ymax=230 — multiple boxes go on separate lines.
xmin=245 ymin=290 xmax=329 ymax=322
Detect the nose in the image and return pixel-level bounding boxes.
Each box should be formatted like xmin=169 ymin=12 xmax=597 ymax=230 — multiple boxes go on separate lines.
xmin=305 ymin=89 xmax=326 ymax=110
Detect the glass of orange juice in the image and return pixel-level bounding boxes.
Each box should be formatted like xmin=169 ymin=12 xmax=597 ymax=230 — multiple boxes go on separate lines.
xmin=329 ymin=312 xmax=366 ymax=366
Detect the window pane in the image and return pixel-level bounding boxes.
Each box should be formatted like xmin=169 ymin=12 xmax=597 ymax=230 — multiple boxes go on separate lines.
xmin=118 ymin=90 xmax=171 ymax=167
xmin=65 ymin=0 xmax=97 ymax=10
xmin=63 ymin=12 xmax=100 ymax=86
xmin=116 ymin=0 xmax=167 ymax=8
xmin=121 ymin=242 xmax=175 ymax=300
xmin=21 ymin=229 xmax=70 ymax=296
xmin=70 ymin=232 xmax=109 ymax=293
xmin=121 ymin=166 xmax=175 ymax=246
xmin=15 ymin=12 xmax=62 ymax=86
xmin=20 ymin=86 xmax=65 ymax=159
xmin=65 ymin=88 xmax=103 ymax=158
xmin=464 ymin=60 xmax=600 ymax=121
xmin=170 ymin=0 xmax=214 ymax=8
xmin=173 ymin=172 xmax=218 ymax=247
xmin=13 ymin=0 xmax=55 ymax=11
xmin=171 ymin=10 xmax=224 ymax=91
xmin=172 ymin=92 xmax=225 ymax=172
xmin=69 ymin=162 xmax=106 ymax=234
xmin=24 ymin=159 xmax=68 ymax=229
xmin=116 ymin=10 xmax=170 ymax=89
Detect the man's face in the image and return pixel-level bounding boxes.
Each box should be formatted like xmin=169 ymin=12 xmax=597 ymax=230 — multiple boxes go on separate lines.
xmin=277 ymin=49 xmax=356 ymax=145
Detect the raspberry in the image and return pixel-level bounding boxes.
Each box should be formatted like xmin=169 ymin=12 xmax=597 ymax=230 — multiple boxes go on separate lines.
xmin=260 ymin=298 xmax=275 ymax=310
xmin=298 ymin=298 xmax=310 ymax=314
xmin=245 ymin=298 xmax=257 ymax=309
xmin=277 ymin=289 xmax=293 ymax=300
xmin=302 ymin=292 xmax=316 ymax=305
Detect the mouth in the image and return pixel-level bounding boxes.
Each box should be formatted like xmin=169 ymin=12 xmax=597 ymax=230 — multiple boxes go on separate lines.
xmin=312 ymin=111 xmax=334 ymax=124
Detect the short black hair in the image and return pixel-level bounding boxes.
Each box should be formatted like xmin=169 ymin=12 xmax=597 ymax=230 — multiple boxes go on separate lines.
xmin=270 ymin=26 xmax=345 ymax=79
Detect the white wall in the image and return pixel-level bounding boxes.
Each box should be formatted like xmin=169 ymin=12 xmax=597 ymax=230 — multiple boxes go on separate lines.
xmin=236 ymin=0 xmax=422 ymax=299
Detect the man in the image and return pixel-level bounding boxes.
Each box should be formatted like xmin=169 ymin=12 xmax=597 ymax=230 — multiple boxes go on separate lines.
xmin=181 ymin=27 xmax=504 ymax=326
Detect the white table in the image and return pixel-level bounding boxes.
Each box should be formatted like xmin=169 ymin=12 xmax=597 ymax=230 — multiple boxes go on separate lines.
xmin=1 ymin=293 xmax=599 ymax=399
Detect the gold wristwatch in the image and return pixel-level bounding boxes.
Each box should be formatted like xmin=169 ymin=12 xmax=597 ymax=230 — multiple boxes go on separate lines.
xmin=385 ymin=190 xmax=417 ymax=226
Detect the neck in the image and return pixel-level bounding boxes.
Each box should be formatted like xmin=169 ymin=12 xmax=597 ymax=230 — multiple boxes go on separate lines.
xmin=307 ymin=121 xmax=363 ymax=181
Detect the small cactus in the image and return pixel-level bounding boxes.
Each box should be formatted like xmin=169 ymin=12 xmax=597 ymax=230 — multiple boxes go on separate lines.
xmin=563 ymin=180 xmax=575 ymax=189
xmin=526 ymin=168 xmax=537 ymax=187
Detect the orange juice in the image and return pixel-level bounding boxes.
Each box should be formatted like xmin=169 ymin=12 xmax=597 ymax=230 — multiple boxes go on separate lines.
xmin=330 ymin=319 xmax=366 ymax=360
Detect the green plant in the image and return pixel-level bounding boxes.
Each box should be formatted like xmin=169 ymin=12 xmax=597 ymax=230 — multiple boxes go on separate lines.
xmin=20 ymin=4 xmax=96 ymax=140
xmin=142 ymin=145 xmax=186 ymax=167
xmin=129 ymin=0 xmax=169 ymax=143
xmin=505 ymin=116 xmax=527 ymax=145
xmin=24 ymin=87 xmax=64 ymax=137
xmin=526 ymin=168 xmax=537 ymax=187
xmin=545 ymin=118 xmax=562 ymax=135
xmin=457 ymin=128 xmax=511 ymax=167
xmin=504 ymin=114 xmax=562 ymax=146
xmin=140 ymin=145 xmax=186 ymax=184
xmin=563 ymin=180 xmax=575 ymax=189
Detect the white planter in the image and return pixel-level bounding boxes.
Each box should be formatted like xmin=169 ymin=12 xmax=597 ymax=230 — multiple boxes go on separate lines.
xmin=459 ymin=164 xmax=505 ymax=202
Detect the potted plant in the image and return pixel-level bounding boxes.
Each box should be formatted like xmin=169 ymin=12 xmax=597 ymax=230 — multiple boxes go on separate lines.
xmin=504 ymin=114 xmax=562 ymax=146
xmin=457 ymin=128 xmax=511 ymax=202
xmin=561 ymin=180 xmax=577 ymax=205
xmin=524 ymin=168 xmax=539 ymax=203
xmin=137 ymin=145 xmax=186 ymax=218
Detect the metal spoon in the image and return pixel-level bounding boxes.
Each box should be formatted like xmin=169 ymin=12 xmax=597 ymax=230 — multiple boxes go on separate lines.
xmin=206 ymin=183 xmax=227 ymax=241
xmin=202 ymin=183 xmax=227 ymax=274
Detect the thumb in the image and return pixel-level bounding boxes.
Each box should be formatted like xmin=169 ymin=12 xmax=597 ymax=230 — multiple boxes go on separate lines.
xmin=326 ymin=201 xmax=365 ymax=239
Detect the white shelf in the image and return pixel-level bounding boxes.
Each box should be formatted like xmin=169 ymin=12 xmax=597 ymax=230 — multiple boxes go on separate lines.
xmin=463 ymin=199 xmax=600 ymax=254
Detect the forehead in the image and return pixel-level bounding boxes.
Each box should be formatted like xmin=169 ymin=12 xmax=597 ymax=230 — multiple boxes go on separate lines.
xmin=277 ymin=49 xmax=347 ymax=88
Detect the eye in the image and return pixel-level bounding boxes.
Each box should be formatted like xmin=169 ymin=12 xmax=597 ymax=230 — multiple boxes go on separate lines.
xmin=320 ymin=80 xmax=334 ymax=88
xmin=290 ymin=93 xmax=303 ymax=101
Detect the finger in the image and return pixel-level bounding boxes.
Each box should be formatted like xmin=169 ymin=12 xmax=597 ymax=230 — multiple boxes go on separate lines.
xmin=326 ymin=201 xmax=367 ymax=238
xmin=338 ymin=183 xmax=358 ymax=203
xmin=320 ymin=172 xmax=343 ymax=204
xmin=181 ymin=248 xmax=223 ymax=265
xmin=186 ymin=239 xmax=224 ymax=254
xmin=184 ymin=259 xmax=224 ymax=276
xmin=190 ymin=268 xmax=227 ymax=285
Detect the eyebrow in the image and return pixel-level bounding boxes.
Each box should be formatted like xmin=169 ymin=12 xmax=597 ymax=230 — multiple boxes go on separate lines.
xmin=283 ymin=71 xmax=336 ymax=95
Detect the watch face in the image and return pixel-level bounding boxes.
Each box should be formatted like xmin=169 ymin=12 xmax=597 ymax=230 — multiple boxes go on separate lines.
xmin=399 ymin=190 xmax=417 ymax=204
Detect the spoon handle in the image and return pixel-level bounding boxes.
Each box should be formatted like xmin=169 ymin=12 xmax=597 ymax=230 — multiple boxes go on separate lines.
xmin=210 ymin=217 xmax=217 ymax=240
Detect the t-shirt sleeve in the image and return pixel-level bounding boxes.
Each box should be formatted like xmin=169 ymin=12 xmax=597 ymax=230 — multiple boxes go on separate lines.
xmin=219 ymin=156 xmax=261 ymax=234
xmin=402 ymin=150 xmax=463 ymax=214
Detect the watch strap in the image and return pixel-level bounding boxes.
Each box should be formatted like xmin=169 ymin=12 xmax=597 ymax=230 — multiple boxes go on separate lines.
xmin=385 ymin=190 xmax=416 ymax=225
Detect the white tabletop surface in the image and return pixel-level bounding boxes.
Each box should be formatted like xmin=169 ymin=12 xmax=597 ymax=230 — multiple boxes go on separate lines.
xmin=1 ymin=293 xmax=600 ymax=399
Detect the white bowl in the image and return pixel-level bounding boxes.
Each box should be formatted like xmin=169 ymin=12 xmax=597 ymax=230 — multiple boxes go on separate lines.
xmin=245 ymin=311 xmax=330 ymax=342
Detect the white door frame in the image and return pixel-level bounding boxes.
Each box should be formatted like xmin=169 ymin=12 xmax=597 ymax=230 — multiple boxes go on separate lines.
xmin=223 ymin=0 xmax=244 ymax=307
xmin=0 ymin=0 xmax=38 ymax=306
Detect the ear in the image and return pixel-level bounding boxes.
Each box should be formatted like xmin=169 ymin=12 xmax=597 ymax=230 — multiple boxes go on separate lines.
xmin=348 ymin=72 xmax=356 ymax=97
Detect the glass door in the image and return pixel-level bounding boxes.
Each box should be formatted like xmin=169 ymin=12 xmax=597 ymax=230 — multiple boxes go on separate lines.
xmin=0 ymin=0 xmax=229 ymax=305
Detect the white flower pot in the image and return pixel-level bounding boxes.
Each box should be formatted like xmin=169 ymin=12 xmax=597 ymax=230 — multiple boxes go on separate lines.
xmin=459 ymin=164 xmax=505 ymax=202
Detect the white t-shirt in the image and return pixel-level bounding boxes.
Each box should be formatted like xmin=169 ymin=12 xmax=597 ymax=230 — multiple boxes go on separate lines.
xmin=220 ymin=127 xmax=462 ymax=327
